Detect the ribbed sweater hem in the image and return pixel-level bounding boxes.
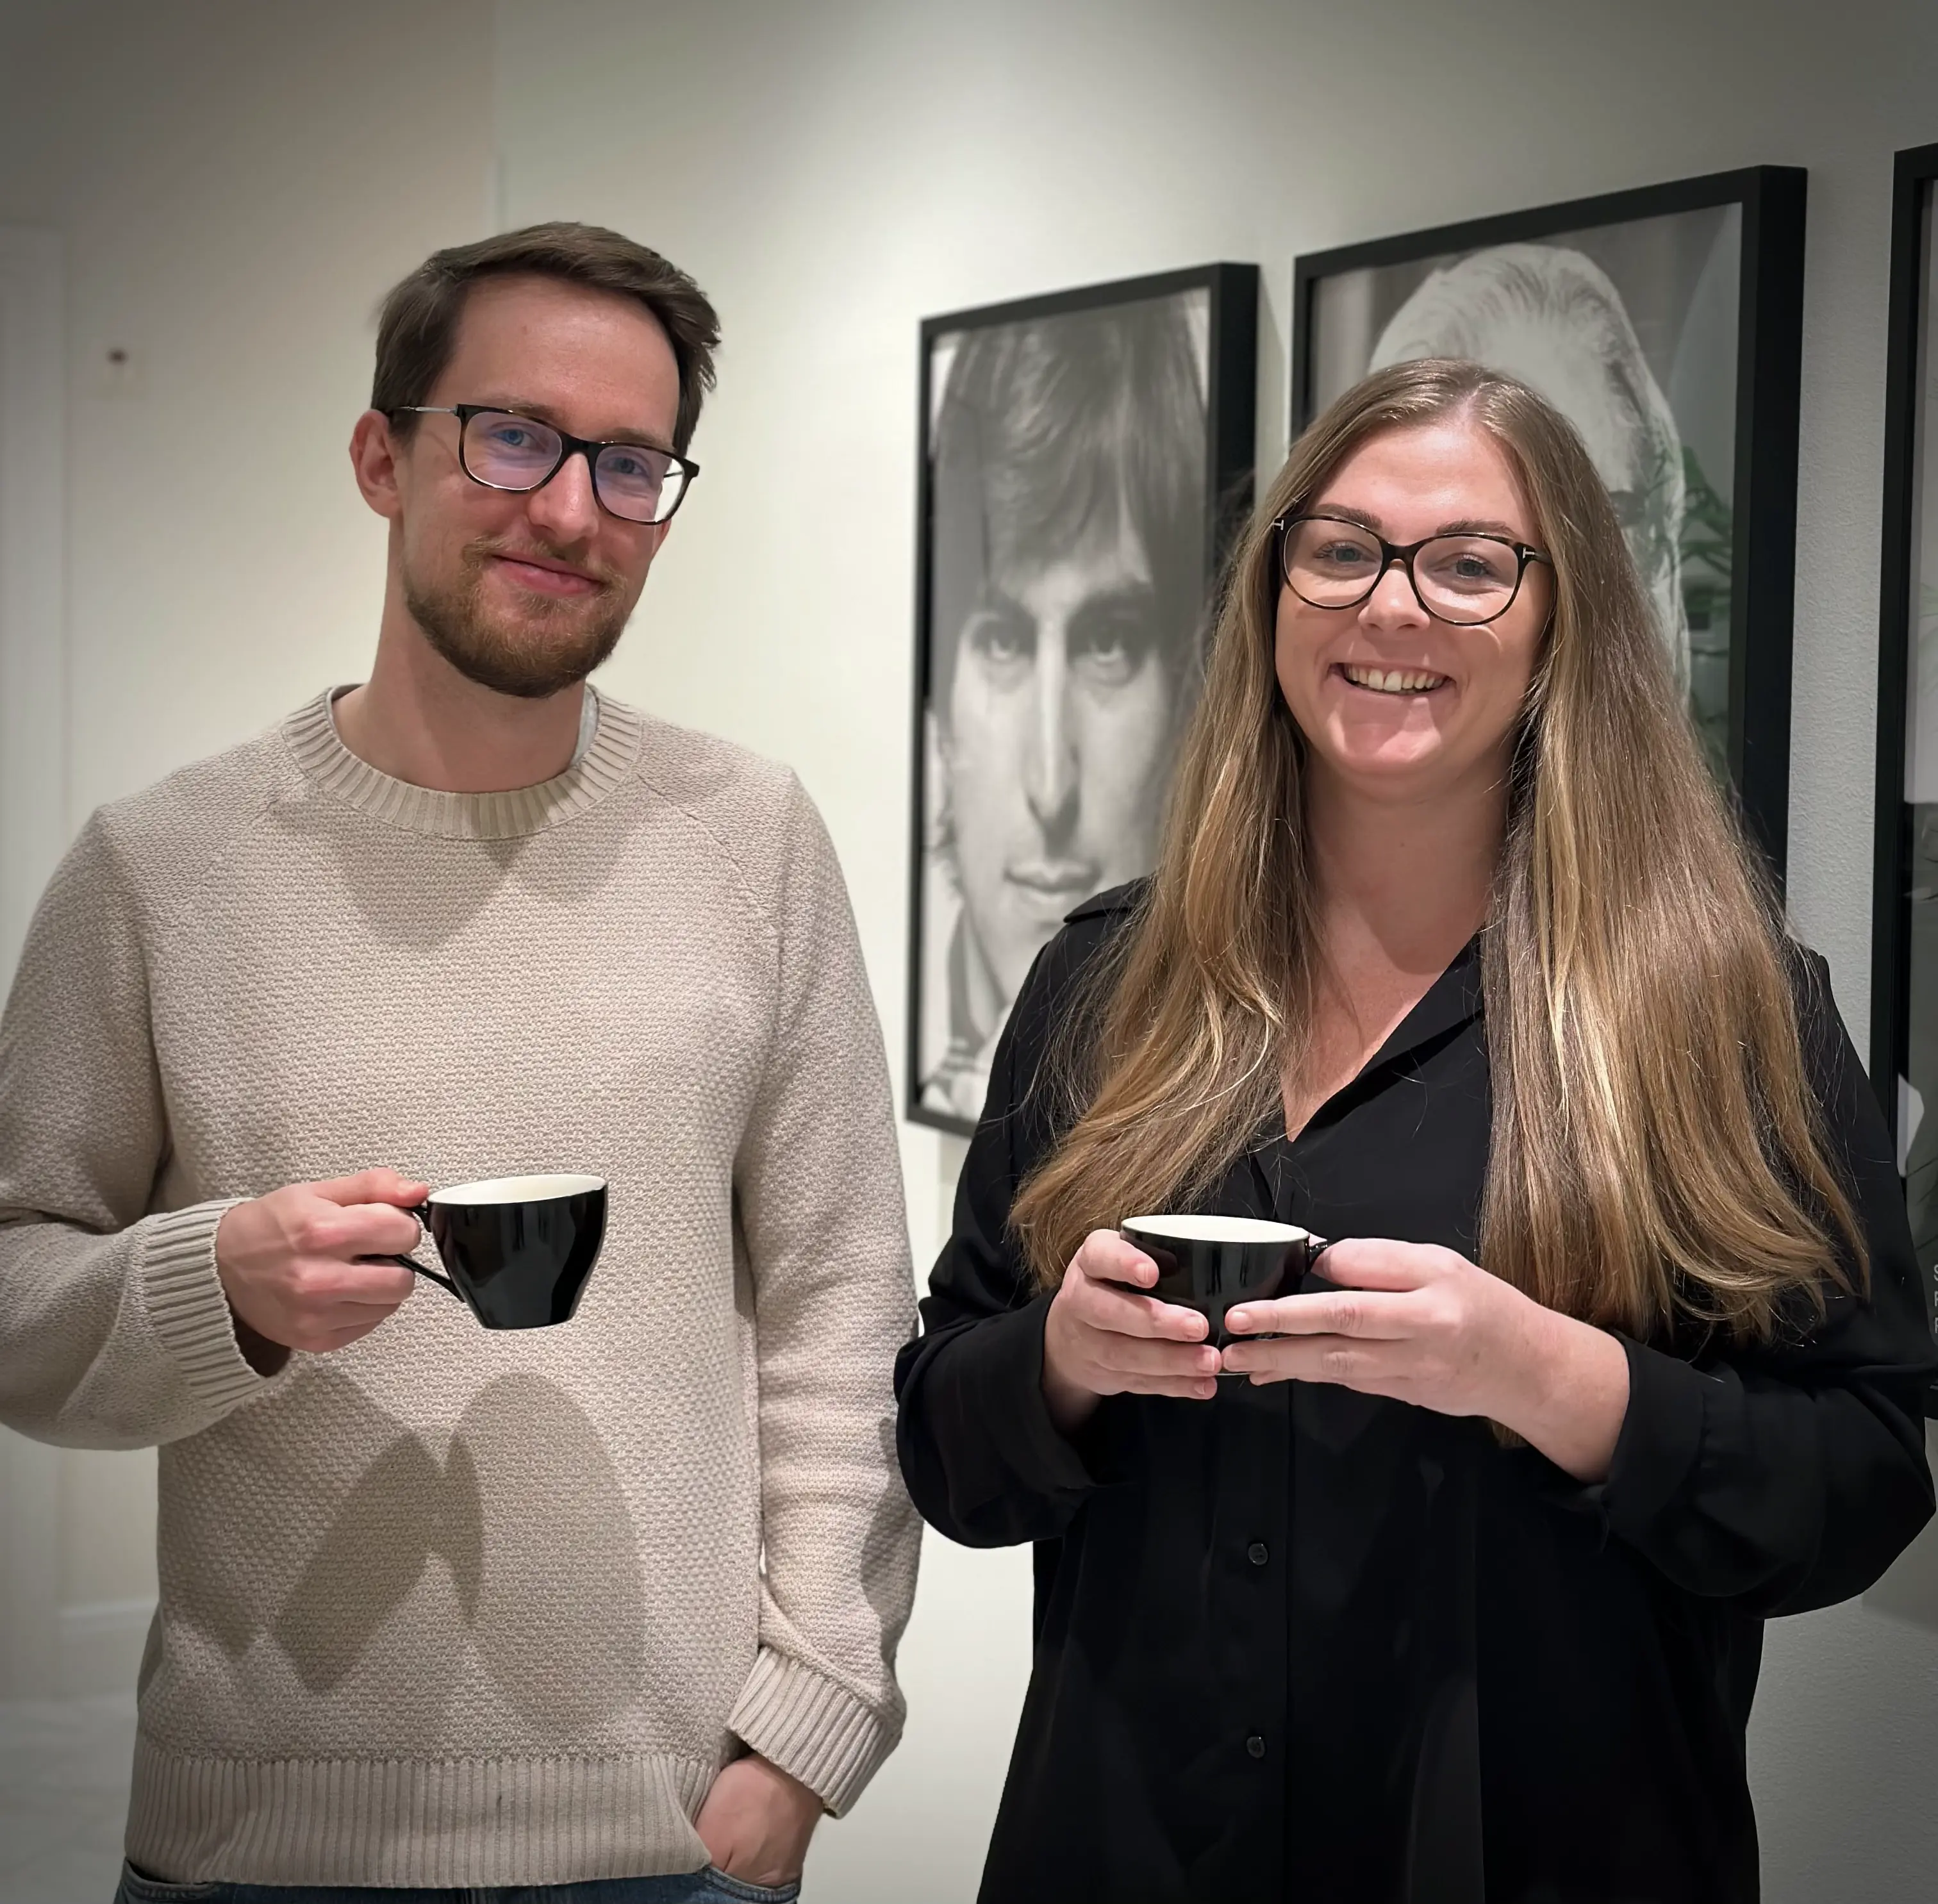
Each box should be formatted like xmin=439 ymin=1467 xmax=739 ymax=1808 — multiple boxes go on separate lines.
xmin=728 ymin=1646 xmax=901 ymax=1817
xmin=126 ymin=1738 xmax=716 ymax=1886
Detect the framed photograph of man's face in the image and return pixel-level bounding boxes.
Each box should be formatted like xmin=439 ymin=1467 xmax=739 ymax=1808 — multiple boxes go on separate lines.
xmin=907 ymin=265 xmax=1258 ymax=1136
xmin=1868 ymin=140 xmax=1938 ymax=1404
xmin=1293 ymin=167 xmax=1807 ymax=872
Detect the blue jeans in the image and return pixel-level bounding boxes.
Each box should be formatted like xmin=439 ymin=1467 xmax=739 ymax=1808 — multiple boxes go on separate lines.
xmin=115 ymin=1862 xmax=801 ymax=1904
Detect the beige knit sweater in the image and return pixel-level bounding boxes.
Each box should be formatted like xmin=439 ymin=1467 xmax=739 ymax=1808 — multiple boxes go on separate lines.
xmin=0 ymin=690 xmax=920 ymax=1887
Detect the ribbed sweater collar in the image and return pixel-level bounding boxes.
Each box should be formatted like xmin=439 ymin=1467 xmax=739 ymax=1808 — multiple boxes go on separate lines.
xmin=282 ymin=687 xmax=641 ymax=840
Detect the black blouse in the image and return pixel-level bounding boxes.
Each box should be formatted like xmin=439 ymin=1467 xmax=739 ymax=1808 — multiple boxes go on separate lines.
xmin=895 ymin=884 xmax=1935 ymax=1904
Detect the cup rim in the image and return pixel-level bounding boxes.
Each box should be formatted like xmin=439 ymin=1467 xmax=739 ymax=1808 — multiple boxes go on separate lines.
xmin=1121 ymin=1213 xmax=1311 ymax=1245
xmin=429 ymin=1173 xmax=606 ymax=1206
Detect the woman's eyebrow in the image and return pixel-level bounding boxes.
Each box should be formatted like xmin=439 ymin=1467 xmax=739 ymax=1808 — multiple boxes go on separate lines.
xmin=1309 ymin=502 xmax=1384 ymax=533
xmin=1310 ymin=503 xmax=1527 ymax=541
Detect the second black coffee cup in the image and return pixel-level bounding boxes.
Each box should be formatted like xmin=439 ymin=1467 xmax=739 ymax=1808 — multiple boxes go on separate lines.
xmin=384 ymin=1173 xmax=608 ymax=1330
xmin=1119 ymin=1213 xmax=1325 ymax=1346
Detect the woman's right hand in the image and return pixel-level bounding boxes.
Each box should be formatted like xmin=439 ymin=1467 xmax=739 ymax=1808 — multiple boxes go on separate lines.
xmin=1039 ymin=1229 xmax=1221 ymax=1433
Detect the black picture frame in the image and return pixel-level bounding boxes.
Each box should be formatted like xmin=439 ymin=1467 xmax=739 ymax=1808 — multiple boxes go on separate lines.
xmin=906 ymin=263 xmax=1259 ymax=1137
xmin=1867 ymin=140 xmax=1938 ymax=1395
xmin=1291 ymin=167 xmax=1808 ymax=877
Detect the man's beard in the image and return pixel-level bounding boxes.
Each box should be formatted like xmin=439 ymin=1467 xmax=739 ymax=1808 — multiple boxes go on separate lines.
xmin=404 ymin=536 xmax=630 ymax=699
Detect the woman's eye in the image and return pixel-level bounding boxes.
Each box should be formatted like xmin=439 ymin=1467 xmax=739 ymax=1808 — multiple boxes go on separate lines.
xmin=1314 ymin=542 xmax=1375 ymax=569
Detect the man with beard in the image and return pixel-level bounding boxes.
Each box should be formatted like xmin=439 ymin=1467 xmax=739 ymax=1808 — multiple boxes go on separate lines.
xmin=0 ymin=224 xmax=918 ymax=1903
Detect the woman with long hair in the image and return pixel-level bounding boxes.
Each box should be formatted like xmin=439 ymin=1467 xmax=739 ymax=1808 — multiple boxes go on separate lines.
xmin=895 ymin=360 xmax=1934 ymax=1904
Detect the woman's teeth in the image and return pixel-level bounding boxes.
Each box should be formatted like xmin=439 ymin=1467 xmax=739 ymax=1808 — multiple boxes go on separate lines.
xmin=1341 ymin=665 xmax=1446 ymax=695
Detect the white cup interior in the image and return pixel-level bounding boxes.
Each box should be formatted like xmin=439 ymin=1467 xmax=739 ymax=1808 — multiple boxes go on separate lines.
xmin=429 ymin=1173 xmax=606 ymax=1206
xmin=1122 ymin=1214 xmax=1310 ymax=1245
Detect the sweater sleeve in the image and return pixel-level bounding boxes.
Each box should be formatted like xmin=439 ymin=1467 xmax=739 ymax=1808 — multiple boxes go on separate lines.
xmin=724 ymin=777 xmax=920 ymax=1816
xmin=895 ymin=918 xmax=1128 ymax=1550
xmin=0 ymin=815 xmax=274 ymax=1448
xmin=1592 ymin=952 xmax=1936 ymax=1612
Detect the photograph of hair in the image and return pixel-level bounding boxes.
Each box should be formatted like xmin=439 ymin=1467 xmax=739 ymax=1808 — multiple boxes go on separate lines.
xmin=915 ymin=288 xmax=1213 ymax=1127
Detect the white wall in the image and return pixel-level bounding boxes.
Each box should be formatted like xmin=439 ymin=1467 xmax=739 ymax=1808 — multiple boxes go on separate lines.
xmin=0 ymin=0 xmax=496 ymax=1697
xmin=0 ymin=0 xmax=1934 ymax=1894
xmin=492 ymin=2 xmax=1938 ymax=1899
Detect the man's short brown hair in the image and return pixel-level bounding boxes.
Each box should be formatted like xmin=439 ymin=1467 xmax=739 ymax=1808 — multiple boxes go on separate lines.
xmin=372 ymin=222 xmax=721 ymax=454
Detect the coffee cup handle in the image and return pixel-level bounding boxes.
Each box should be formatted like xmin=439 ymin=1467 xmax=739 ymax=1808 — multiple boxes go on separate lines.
xmin=377 ymin=1202 xmax=461 ymax=1300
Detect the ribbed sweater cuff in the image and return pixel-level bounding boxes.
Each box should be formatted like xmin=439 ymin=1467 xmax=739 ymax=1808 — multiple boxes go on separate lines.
xmin=141 ymin=1198 xmax=273 ymax=1422
xmin=727 ymin=1648 xmax=900 ymax=1817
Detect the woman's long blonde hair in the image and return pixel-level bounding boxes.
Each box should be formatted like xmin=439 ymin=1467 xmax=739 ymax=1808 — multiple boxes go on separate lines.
xmin=1010 ymin=358 xmax=1862 ymax=1337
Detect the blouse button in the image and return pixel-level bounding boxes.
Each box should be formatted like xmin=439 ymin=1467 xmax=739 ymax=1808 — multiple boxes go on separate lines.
xmin=1247 ymin=1541 xmax=1269 ymax=1566
xmin=1246 ymin=1733 xmax=1266 ymax=1760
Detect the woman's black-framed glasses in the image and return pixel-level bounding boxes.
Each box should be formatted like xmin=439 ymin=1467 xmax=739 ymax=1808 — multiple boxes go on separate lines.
xmin=1276 ymin=513 xmax=1550 ymax=627
xmin=392 ymin=404 xmax=699 ymax=526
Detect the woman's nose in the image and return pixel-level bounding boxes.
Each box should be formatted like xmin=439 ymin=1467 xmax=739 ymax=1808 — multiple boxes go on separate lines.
xmin=1361 ymin=560 xmax=1429 ymax=629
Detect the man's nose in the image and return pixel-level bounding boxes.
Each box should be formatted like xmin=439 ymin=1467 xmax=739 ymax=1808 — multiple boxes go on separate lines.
xmin=1023 ymin=654 xmax=1079 ymax=837
xmin=524 ymin=447 xmax=602 ymax=544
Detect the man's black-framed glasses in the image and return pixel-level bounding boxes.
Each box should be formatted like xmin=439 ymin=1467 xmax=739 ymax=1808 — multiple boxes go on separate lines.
xmin=1276 ymin=513 xmax=1550 ymax=627
xmin=392 ymin=404 xmax=698 ymax=526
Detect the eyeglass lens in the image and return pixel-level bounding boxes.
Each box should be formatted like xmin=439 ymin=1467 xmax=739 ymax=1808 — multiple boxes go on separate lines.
xmin=462 ymin=410 xmax=686 ymax=524
xmin=1283 ymin=517 xmax=1524 ymax=626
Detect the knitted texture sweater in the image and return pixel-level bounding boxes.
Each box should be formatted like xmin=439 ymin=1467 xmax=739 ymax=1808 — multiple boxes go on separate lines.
xmin=0 ymin=690 xmax=920 ymax=1886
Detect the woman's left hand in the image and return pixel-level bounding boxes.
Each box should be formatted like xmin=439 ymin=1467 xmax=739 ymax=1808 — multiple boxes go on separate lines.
xmin=1220 ymin=1238 xmax=1631 ymax=1482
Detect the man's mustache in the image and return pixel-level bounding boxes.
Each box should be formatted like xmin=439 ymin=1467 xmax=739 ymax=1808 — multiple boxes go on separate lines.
xmin=462 ymin=536 xmax=620 ymax=592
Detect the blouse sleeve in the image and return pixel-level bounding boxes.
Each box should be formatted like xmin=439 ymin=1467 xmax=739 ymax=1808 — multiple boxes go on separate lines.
xmin=1593 ymin=952 xmax=1937 ymax=1614
xmin=893 ymin=923 xmax=1125 ymax=1549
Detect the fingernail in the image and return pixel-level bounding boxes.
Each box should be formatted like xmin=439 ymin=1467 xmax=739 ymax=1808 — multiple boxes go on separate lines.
xmin=1227 ymin=1310 xmax=1250 ymax=1331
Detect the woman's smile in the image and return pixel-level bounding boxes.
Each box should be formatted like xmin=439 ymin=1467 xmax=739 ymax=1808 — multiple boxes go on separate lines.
xmin=1334 ymin=662 xmax=1451 ymax=695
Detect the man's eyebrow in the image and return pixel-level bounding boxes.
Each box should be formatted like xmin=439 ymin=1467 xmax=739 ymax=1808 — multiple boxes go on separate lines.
xmin=474 ymin=397 xmax=675 ymax=454
xmin=1068 ymin=580 xmax=1159 ymax=611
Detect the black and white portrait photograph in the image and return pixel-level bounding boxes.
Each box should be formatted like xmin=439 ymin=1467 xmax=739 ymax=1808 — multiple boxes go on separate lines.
xmin=1868 ymin=139 xmax=1938 ymax=1393
xmin=908 ymin=266 xmax=1257 ymax=1133
xmin=1295 ymin=169 xmax=1805 ymax=864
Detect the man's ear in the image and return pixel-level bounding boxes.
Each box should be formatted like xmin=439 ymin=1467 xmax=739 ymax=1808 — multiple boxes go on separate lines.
xmin=349 ymin=408 xmax=404 ymax=522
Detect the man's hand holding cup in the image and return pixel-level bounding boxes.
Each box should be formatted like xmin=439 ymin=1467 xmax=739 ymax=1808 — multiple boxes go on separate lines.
xmin=214 ymin=1167 xmax=429 ymax=1364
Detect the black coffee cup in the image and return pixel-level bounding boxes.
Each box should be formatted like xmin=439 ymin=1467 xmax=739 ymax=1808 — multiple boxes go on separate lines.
xmin=1118 ymin=1213 xmax=1326 ymax=1347
xmin=384 ymin=1173 xmax=608 ymax=1330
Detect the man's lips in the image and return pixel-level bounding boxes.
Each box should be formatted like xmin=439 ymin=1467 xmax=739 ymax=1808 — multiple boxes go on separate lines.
xmin=1006 ymin=859 xmax=1102 ymax=900
xmin=486 ymin=551 xmax=605 ymax=597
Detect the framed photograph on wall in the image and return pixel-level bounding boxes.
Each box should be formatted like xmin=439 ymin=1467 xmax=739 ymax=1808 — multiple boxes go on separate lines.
xmin=907 ymin=265 xmax=1259 ymax=1136
xmin=1868 ymin=139 xmax=1938 ymax=1384
xmin=1292 ymin=167 xmax=1807 ymax=872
